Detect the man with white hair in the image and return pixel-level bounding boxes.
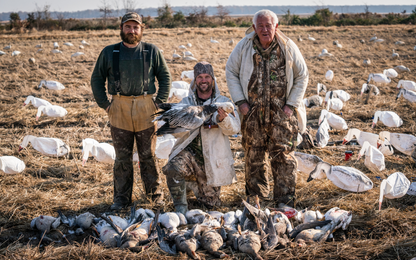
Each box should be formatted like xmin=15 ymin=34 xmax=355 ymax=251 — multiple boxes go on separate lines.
xmin=226 ymin=9 xmax=309 ymax=207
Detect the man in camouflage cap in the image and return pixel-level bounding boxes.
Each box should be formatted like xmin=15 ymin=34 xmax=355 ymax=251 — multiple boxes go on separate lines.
xmin=226 ymin=10 xmax=309 ymax=207
xmin=91 ymin=12 xmax=171 ymax=211
xmin=163 ymin=61 xmax=240 ymax=214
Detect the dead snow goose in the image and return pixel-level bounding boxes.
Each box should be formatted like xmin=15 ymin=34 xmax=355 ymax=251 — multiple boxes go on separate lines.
xmin=38 ymin=80 xmax=65 ymax=90
xmin=31 ymin=215 xmax=61 ymax=234
xmin=383 ymin=68 xmax=398 ymax=78
xmin=326 ymin=98 xmax=343 ymax=111
xmin=379 ymin=172 xmax=410 ymax=210
xmin=357 ymin=141 xmax=385 ymax=173
xmin=23 ymin=95 xmax=52 ymax=108
xmin=11 ymin=51 xmax=21 ymax=56
xmin=367 ymin=73 xmax=391 ymax=84
xmin=210 ymin=37 xmax=219 ymax=44
xmin=53 ymin=42 xmax=59 ymax=49
xmin=324 ymin=207 xmax=352 ymax=230
xmin=307 ymin=161 xmax=373 ymax=192
xmin=294 ymin=220 xmax=337 ymax=244
xmin=325 ymin=70 xmax=334 ymax=81
xmin=393 ymin=65 xmax=410 ymax=73
xmin=186 ymin=209 xmax=210 ymax=224
xmin=0 ymin=156 xmax=25 ymax=174
xmin=294 ymin=152 xmax=324 ymax=175
xmin=295 ymin=209 xmax=324 ymax=224
xmin=342 ymin=128 xmax=378 ymax=147
xmin=396 ymin=88 xmax=416 ymax=103
xmin=372 ymin=111 xmax=403 ymax=128
xmin=180 ymin=70 xmax=194 ymax=80
xmin=319 ymin=109 xmax=348 ymax=130
xmin=378 ymin=131 xmax=416 ymax=157
xmin=158 ymin=212 xmax=181 ymax=232
xmin=396 ymin=80 xmax=416 ymax=91
xmin=308 ymin=34 xmax=316 ymax=41
xmin=82 ymin=138 xmax=115 ymax=165
xmin=316 ymin=117 xmax=331 ymax=148
xmin=36 ymin=105 xmax=68 ymax=120
xmin=19 ymin=135 xmax=70 ymax=157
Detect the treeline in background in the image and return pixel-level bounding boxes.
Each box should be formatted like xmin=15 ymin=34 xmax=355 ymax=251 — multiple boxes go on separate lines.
xmin=3 ymin=3 xmax=416 ymax=33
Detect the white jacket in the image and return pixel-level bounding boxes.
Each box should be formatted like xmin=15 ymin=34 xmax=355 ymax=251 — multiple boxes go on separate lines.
xmin=225 ymin=29 xmax=308 ymax=134
xmin=168 ymin=80 xmax=240 ymax=187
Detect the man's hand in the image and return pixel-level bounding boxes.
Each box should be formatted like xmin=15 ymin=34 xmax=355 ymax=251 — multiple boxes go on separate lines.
xmin=283 ymin=105 xmax=294 ymax=118
xmin=217 ymin=108 xmax=228 ymax=122
xmin=238 ymin=102 xmax=250 ymax=116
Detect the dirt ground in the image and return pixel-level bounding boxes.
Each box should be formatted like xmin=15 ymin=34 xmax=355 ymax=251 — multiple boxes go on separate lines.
xmin=0 ymin=25 xmax=416 ymax=259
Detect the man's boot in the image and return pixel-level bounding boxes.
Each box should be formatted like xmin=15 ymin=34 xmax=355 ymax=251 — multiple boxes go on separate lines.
xmin=168 ymin=180 xmax=188 ymax=215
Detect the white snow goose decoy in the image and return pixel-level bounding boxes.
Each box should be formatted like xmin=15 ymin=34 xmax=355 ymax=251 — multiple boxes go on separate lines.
xmin=317 ymin=83 xmax=327 ymax=95
xmin=326 ymin=98 xmax=343 ymax=111
xmin=183 ymin=51 xmax=193 ymax=57
xmin=319 ymin=109 xmax=348 ymax=130
xmin=357 ymin=141 xmax=385 ymax=173
xmin=363 ymin=59 xmax=371 ymax=66
xmin=187 ymin=43 xmax=192 ymax=48
xmin=360 ymin=83 xmax=380 ymax=97
xmin=11 ymin=51 xmax=21 ymax=56
xmin=324 ymin=90 xmax=350 ymax=103
xmin=307 ymin=34 xmax=316 ymax=41
xmin=183 ymin=55 xmax=198 ymax=62
xmin=394 ymin=41 xmax=405 ymax=45
xmin=374 ymin=38 xmax=384 ymax=43
xmin=53 ymin=42 xmax=59 ymax=49
xmin=367 ymin=73 xmax=391 ymax=85
xmin=391 ymin=49 xmax=399 ymax=59
xmin=229 ymin=39 xmax=234 ymax=45
xmin=294 ymin=152 xmax=324 ymax=175
xmin=172 ymin=50 xmax=181 ymax=60
xmin=342 ymin=128 xmax=378 ymax=147
xmin=379 ymin=172 xmax=410 ymax=210
xmin=378 ymin=131 xmax=416 ymax=158
xmin=210 ymin=37 xmax=219 ymax=44
xmin=316 ymin=117 xmax=330 ymax=148
xmin=396 ymin=80 xmax=416 ymax=91
xmin=51 ymin=49 xmax=62 ymax=54
xmin=36 ymin=105 xmax=68 ymax=120
xmin=82 ymin=138 xmax=116 ymax=166
xmin=383 ymin=68 xmax=398 ymax=78
xmin=0 ymin=156 xmax=25 ymax=174
xmin=63 ymin=42 xmax=74 ymax=47
xmin=0 ymin=51 xmax=6 ymax=56
xmin=37 ymin=80 xmax=65 ymax=90
xmin=168 ymin=81 xmax=190 ymax=101
xmin=303 ymin=95 xmax=322 ymax=108
xmin=23 ymin=95 xmax=52 ymax=108
xmin=318 ymin=49 xmax=333 ymax=58
xmin=180 ymin=70 xmax=194 ymax=80
xmin=71 ymin=52 xmax=84 ymax=59
xmin=81 ymin=40 xmax=90 ymax=46
xmin=372 ymin=111 xmax=403 ymax=128
xmin=153 ymin=102 xmax=235 ymax=135
xmin=298 ymin=35 xmax=302 ymax=42
xmin=19 ymin=135 xmax=70 ymax=157
xmin=393 ymin=65 xmax=410 ymax=73
xmin=325 ymin=70 xmax=334 ymax=81
xmin=4 ymin=44 xmax=11 ymax=50
xmin=307 ymin=161 xmax=373 ymax=192
xmin=369 ymin=34 xmax=377 ymax=42
xmin=396 ymin=88 xmax=416 ymax=103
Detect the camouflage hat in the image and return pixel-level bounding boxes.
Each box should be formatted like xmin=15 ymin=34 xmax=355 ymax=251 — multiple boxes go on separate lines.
xmin=194 ymin=61 xmax=215 ymax=79
xmin=121 ymin=12 xmax=142 ymax=24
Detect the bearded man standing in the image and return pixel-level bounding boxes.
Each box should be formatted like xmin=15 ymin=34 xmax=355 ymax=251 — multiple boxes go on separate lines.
xmin=163 ymin=62 xmax=240 ymax=214
xmin=91 ymin=12 xmax=171 ymax=210
xmin=226 ymin=10 xmax=308 ymax=207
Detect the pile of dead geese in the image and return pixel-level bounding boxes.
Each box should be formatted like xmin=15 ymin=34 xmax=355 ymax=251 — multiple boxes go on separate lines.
xmin=31 ymin=198 xmax=352 ymax=259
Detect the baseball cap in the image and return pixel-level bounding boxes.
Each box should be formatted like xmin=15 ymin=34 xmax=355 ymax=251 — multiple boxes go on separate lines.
xmin=121 ymin=12 xmax=142 ymax=24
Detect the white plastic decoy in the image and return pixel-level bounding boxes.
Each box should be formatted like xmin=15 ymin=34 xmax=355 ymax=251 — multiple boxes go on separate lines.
xmin=372 ymin=111 xmax=403 ymax=128
xmin=318 ymin=49 xmax=333 ymax=58
xmin=394 ymin=41 xmax=405 ymax=45
xmin=0 ymin=156 xmax=25 ymax=174
xmin=180 ymin=70 xmax=194 ymax=80
xmin=210 ymin=37 xmax=219 ymax=44
xmin=374 ymin=39 xmax=384 ymax=43
xmin=294 ymin=152 xmax=324 ymax=175
xmin=183 ymin=51 xmax=193 ymax=57
xmin=187 ymin=43 xmax=192 ymax=48
xmin=325 ymin=70 xmax=334 ymax=81
xmin=0 ymin=51 xmax=6 ymax=56
xmin=64 ymin=42 xmax=74 ymax=47
xmin=342 ymin=128 xmax=378 ymax=147
xmin=172 ymin=50 xmax=181 ymax=60
xmin=36 ymin=105 xmax=68 ymax=120
xmin=378 ymin=131 xmax=416 ymax=157
xmin=303 ymin=95 xmax=322 ymax=108
xmin=393 ymin=65 xmax=410 ymax=73
xmin=317 ymin=83 xmax=327 ymax=94
xmin=391 ymin=49 xmax=399 ymax=59
xmin=71 ymin=52 xmax=84 ymax=59
xmin=383 ymin=68 xmax=398 ymax=78
xmin=53 ymin=42 xmax=59 ymax=49
xmin=326 ymin=98 xmax=343 ymax=111
xmin=37 ymin=80 xmax=65 ymax=90
xmin=178 ymin=45 xmax=187 ymax=50
xmin=82 ymin=138 xmax=116 ymax=166
xmin=324 ymin=90 xmax=350 ymax=103
xmin=367 ymin=73 xmax=391 ymax=84
xmin=379 ymin=172 xmax=410 ymax=210
xmin=51 ymin=49 xmax=62 ymax=54
xmin=155 ymin=134 xmax=177 ymax=159
xmin=369 ymin=34 xmax=377 ymax=42
xmin=19 ymin=135 xmax=70 ymax=157
xmin=357 ymin=141 xmax=385 ymax=173
xmin=360 ymin=83 xmax=380 ymax=96
xmin=81 ymin=40 xmax=90 ymax=46
xmin=316 ymin=117 xmax=330 ymax=148
xmin=11 ymin=51 xmax=21 ymax=56
xmin=168 ymin=81 xmax=190 ymax=101
xmin=396 ymin=80 xmax=416 ymax=91
xmin=396 ymin=89 xmax=416 ymax=103
xmin=307 ymin=161 xmax=373 ymax=192
xmin=319 ymin=109 xmax=348 ymax=130
xmin=308 ymin=34 xmax=316 ymax=41
xmin=4 ymin=44 xmax=11 ymax=50
xmin=23 ymin=95 xmax=52 ymax=108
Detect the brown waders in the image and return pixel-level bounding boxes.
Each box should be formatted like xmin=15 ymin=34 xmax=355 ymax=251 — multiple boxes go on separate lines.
xmin=242 ymin=37 xmax=298 ymax=207
xmin=108 ymin=94 xmax=163 ymax=209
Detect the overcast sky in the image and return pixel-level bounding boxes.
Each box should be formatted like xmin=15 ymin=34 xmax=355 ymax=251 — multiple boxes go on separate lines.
xmin=2 ymin=0 xmax=416 ymax=13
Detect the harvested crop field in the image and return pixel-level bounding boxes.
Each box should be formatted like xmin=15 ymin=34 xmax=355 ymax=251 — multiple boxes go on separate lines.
xmin=1 ymin=25 xmax=416 ymax=259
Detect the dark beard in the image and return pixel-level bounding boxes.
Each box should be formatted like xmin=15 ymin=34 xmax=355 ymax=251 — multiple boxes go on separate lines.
xmin=120 ymin=30 xmax=142 ymax=45
xmin=196 ymin=82 xmax=213 ymax=94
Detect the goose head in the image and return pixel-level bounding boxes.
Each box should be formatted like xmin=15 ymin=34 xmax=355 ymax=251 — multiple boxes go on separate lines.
xmin=396 ymin=89 xmax=405 ymax=100
xmin=361 ymin=83 xmax=368 ymax=96
xmin=342 ymin=128 xmax=360 ymax=145
xmin=37 ymin=80 xmax=46 ymax=89
xmin=23 ymin=95 xmax=34 ymax=106
xmin=36 ymin=105 xmax=46 ymax=120
xmin=372 ymin=111 xmax=381 ymax=128
xmin=307 ymin=161 xmax=331 ymax=182
xmin=357 ymin=141 xmax=371 ymax=161
xmin=214 ymin=102 xmax=235 ymax=117
xmin=318 ymin=109 xmax=328 ymax=125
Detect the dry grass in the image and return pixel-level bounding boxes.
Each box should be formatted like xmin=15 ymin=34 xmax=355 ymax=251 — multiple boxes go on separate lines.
xmin=1 ymin=25 xmax=416 ymax=259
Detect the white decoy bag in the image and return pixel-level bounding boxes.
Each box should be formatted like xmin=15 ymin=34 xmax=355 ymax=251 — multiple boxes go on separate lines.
xmin=155 ymin=134 xmax=177 ymax=159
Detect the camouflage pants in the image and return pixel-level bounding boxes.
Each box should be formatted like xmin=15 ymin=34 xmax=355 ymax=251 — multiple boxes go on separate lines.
xmin=242 ymin=105 xmax=298 ymax=205
xmin=111 ymin=125 xmax=162 ymax=205
xmin=163 ymin=148 xmax=221 ymax=208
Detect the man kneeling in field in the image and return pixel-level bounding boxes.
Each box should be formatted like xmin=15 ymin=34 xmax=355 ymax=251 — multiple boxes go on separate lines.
xmin=163 ymin=62 xmax=240 ymax=214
